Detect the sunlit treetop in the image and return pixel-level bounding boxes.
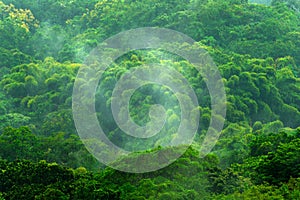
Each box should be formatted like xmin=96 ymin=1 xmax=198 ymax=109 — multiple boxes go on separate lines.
xmin=0 ymin=1 xmax=38 ymax=32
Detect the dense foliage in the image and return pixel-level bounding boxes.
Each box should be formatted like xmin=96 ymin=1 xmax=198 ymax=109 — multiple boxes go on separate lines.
xmin=0 ymin=0 xmax=300 ymax=199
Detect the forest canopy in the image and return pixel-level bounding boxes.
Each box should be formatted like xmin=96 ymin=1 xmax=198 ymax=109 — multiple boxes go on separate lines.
xmin=0 ymin=0 xmax=300 ymax=199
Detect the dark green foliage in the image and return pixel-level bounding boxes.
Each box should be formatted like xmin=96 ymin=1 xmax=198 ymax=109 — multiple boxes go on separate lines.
xmin=243 ymin=137 xmax=300 ymax=185
xmin=0 ymin=127 xmax=40 ymax=161
xmin=0 ymin=127 xmax=101 ymax=171
xmin=0 ymin=148 xmax=220 ymax=200
xmin=0 ymin=0 xmax=299 ymax=199
xmin=0 ymin=159 xmax=118 ymax=200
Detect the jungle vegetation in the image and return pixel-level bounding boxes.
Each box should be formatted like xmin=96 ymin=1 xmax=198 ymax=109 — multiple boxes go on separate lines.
xmin=0 ymin=0 xmax=300 ymax=199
